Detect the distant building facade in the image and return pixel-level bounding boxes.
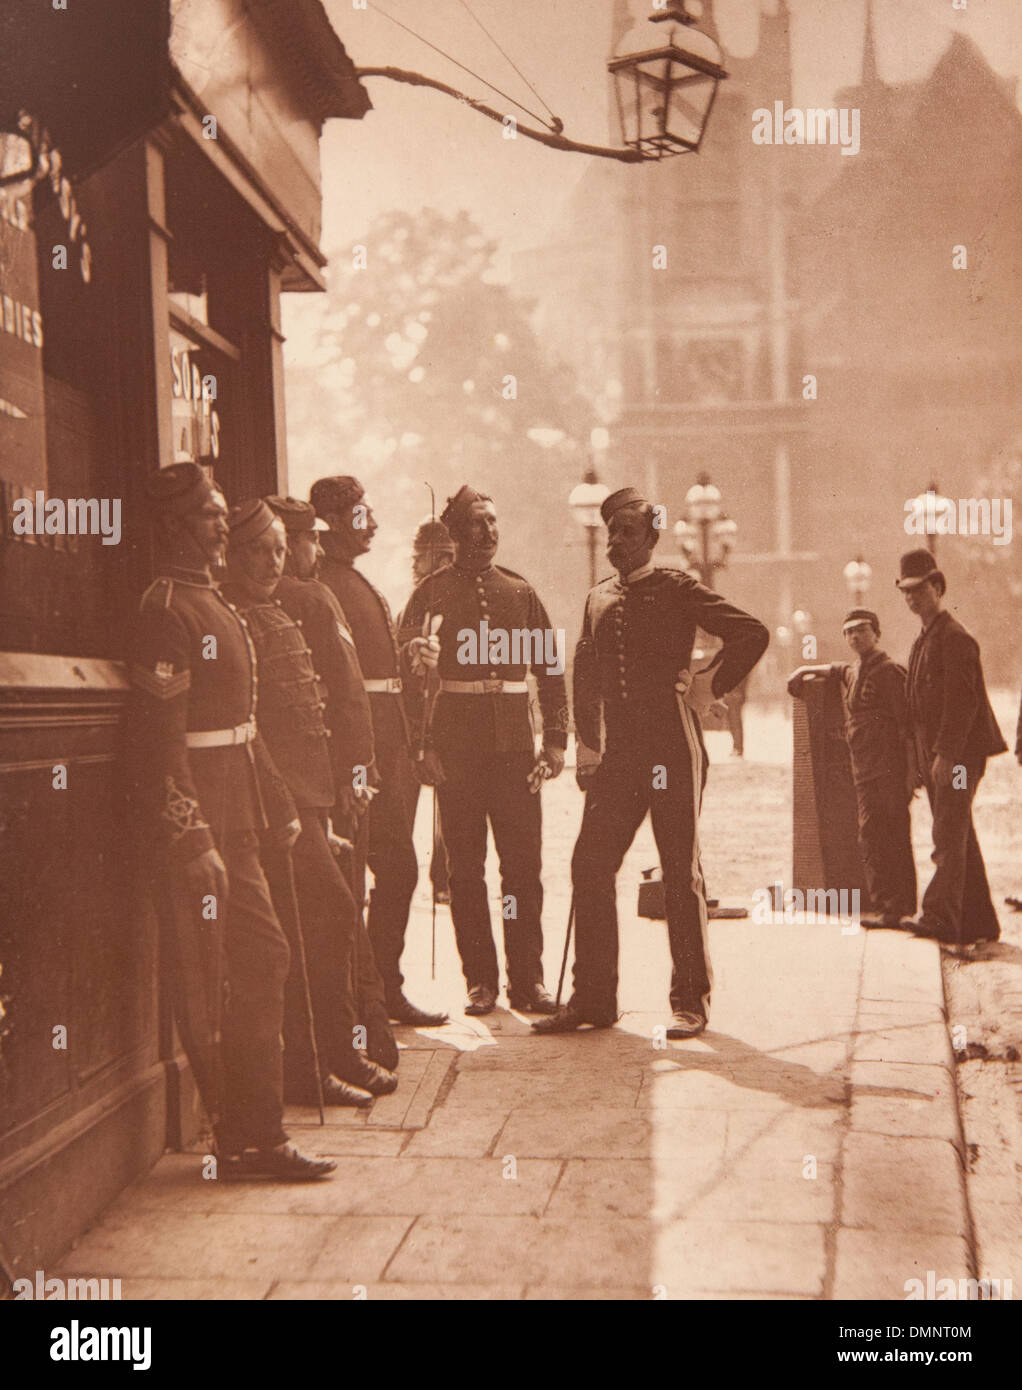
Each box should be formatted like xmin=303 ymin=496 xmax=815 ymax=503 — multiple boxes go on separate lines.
xmin=515 ymin=0 xmax=1022 ymax=682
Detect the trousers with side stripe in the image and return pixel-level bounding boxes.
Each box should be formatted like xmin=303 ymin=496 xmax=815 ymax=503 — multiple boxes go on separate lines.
xmin=570 ymin=705 xmax=711 ymax=1019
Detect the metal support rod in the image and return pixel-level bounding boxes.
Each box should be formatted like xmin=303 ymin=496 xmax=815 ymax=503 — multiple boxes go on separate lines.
xmin=354 ymin=67 xmax=648 ymax=162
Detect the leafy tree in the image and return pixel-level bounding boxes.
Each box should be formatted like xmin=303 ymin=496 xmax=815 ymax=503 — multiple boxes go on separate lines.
xmin=285 ymin=208 xmax=593 ymax=601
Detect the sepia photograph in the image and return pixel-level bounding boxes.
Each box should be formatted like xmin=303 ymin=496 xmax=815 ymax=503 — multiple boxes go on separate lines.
xmin=1 ymin=0 xmax=1019 ymax=1355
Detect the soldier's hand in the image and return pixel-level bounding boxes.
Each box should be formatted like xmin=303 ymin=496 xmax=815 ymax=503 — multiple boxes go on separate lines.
xmin=415 ymin=749 xmax=445 ymax=786
xmin=326 ymin=824 xmax=354 ymax=856
xmin=679 ymin=667 xmax=717 ymax=715
xmin=575 ymin=761 xmax=599 ymax=791
xmin=277 ymin=817 xmax=302 ymax=850
xmin=183 ymin=847 xmax=228 ymax=905
xmin=542 ymin=745 xmax=565 ymax=780
xmin=931 ymin=754 xmax=955 ymax=788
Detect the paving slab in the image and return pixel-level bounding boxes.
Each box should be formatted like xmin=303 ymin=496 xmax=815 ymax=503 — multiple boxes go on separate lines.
xmin=386 ymin=1215 xmax=657 ymax=1289
xmin=654 ymin=1219 xmax=827 ymax=1296
xmin=840 ymin=1133 xmax=968 ymax=1235
xmin=401 ymin=1106 xmax=510 ymax=1158
xmin=832 ymin=1229 xmax=972 ymax=1301
xmin=497 ymin=1105 xmax=728 ymax=1160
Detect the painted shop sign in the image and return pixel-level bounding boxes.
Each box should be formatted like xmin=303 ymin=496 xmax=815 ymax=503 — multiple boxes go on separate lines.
xmin=170 ymin=327 xmax=221 ymax=463
xmin=0 ymin=132 xmax=46 ymax=491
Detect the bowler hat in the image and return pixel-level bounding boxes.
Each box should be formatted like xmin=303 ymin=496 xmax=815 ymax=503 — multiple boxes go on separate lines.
xmin=895 ymin=549 xmax=945 ymax=591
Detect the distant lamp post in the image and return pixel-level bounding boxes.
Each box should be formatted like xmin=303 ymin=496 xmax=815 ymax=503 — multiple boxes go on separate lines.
xmin=569 ymin=463 xmax=610 ymax=589
xmin=609 ymin=5 xmax=729 ymax=157
xmin=673 ymin=472 xmax=736 ymax=588
xmin=907 ymin=482 xmax=954 ymax=557
xmin=843 ymin=556 xmax=873 ymax=606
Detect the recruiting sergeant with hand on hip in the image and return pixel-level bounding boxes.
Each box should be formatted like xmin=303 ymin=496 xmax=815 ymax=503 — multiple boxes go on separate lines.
xmin=534 ymin=486 xmax=769 ymax=1041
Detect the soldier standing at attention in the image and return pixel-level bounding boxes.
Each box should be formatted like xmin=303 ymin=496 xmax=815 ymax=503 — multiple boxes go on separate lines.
xmin=222 ymin=499 xmax=398 ymax=1105
xmin=126 ymin=463 xmax=334 ymax=1180
xmin=403 ymin=485 xmax=568 ymax=1017
xmin=265 ymin=495 xmax=399 ymax=1073
xmin=534 ymin=487 xmax=769 ymax=1040
xmin=898 ymin=549 xmax=1005 ymax=946
xmin=312 ymin=475 xmax=448 ymax=1028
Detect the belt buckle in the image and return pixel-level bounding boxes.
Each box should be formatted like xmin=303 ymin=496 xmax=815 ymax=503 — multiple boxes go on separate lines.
xmin=235 ymin=717 xmax=255 ymax=744
xmin=482 ymin=678 xmax=503 ymax=694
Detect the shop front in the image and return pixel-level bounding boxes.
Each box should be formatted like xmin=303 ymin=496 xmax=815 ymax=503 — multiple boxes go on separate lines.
xmin=0 ymin=0 xmax=369 ymax=1284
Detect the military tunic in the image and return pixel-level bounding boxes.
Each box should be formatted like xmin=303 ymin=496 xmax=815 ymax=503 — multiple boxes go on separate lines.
xmin=401 ymin=561 xmax=569 ymax=996
xmin=318 ymin=532 xmax=418 ymax=999
xmin=126 ymin=566 xmax=293 ymax=1154
xmin=570 ymin=564 xmax=769 ymax=1020
xmin=220 ymin=583 xmax=377 ymax=1090
xmin=834 ymin=648 xmax=916 ymax=920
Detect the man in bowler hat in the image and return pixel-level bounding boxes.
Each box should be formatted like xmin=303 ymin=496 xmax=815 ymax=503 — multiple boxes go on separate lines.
xmin=898 ymin=548 xmax=1005 ymax=945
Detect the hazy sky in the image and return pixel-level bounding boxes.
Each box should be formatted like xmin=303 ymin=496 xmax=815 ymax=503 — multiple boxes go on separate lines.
xmin=308 ymin=0 xmax=1021 ymax=264
xmin=282 ymin=0 xmax=1021 ymax=357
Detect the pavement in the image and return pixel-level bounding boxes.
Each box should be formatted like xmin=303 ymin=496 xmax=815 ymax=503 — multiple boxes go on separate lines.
xmin=54 ymin=709 xmax=981 ymax=1301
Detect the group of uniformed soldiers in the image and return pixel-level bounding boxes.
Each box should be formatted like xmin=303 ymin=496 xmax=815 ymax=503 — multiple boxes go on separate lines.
xmin=129 ymin=467 xmax=769 ymax=1180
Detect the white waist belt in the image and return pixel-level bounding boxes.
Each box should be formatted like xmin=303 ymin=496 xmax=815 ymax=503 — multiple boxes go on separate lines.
xmin=185 ymin=718 xmax=256 ymax=748
xmin=440 ymin=679 xmax=529 ymax=695
xmin=364 ymin=677 xmax=402 ymax=693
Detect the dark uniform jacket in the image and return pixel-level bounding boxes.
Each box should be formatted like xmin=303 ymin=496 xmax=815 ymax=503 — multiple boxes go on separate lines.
xmin=906 ymin=610 xmax=1006 ymax=766
xmin=400 ymin=561 xmax=570 ymax=758
xmin=835 ymin=648 xmax=909 ymax=785
xmin=574 ymin=564 xmax=769 ymax=755
xmin=125 ymin=566 xmax=295 ymax=866
xmin=318 ymin=533 xmax=409 ymax=753
xmin=274 ymin=574 xmax=376 ymax=793
xmin=220 ymin=585 xmax=334 ymax=811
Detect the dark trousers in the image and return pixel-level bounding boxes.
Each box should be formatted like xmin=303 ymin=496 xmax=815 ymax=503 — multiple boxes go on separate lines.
xmin=570 ymin=716 xmax=711 ymax=1019
xmin=436 ymin=749 xmax=544 ymax=994
xmin=157 ymin=829 xmax=289 ymax=1154
xmin=921 ymin=759 xmax=999 ymax=943
xmin=358 ymin=735 xmax=420 ymax=998
xmin=264 ymin=807 xmax=371 ymax=1091
xmin=854 ymin=774 xmax=916 ymax=918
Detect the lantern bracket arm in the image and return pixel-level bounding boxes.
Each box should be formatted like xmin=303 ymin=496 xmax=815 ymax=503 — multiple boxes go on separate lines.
xmin=353 ymin=66 xmax=647 ymax=163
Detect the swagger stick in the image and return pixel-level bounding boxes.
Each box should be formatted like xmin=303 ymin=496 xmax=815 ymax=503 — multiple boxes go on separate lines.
xmin=417 ymin=482 xmax=442 ymax=980
xmin=555 ymin=890 xmax=575 ymax=1008
xmin=275 ymin=852 xmax=326 ymax=1125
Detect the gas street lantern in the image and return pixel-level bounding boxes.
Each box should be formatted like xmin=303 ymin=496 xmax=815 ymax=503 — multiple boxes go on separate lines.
xmin=609 ymin=4 xmax=729 ymax=158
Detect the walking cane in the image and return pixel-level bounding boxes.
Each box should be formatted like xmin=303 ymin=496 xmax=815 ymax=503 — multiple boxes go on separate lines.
xmin=276 ymin=852 xmax=326 ymax=1125
xmin=555 ymin=890 xmax=575 ymax=1008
